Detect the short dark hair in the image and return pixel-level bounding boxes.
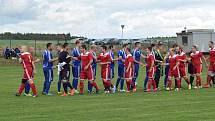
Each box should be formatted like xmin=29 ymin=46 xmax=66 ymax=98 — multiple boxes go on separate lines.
xmin=193 ymin=45 xmax=197 ymax=49
xmin=147 ymin=47 xmax=152 ymax=52
xmin=151 ymin=44 xmax=155 ymax=48
xmin=126 ymin=48 xmax=131 ymax=53
xmin=209 ymin=41 xmax=214 ymax=45
xmin=135 ymin=42 xmax=141 ymax=46
xmin=76 ymin=40 xmax=81 ymax=45
xmin=101 ymin=45 xmax=107 ymax=50
xmin=63 ymin=43 xmax=69 ymax=48
xmin=109 ymin=45 xmax=114 ymax=49
xmin=122 ymin=44 xmax=128 ymax=48
xmin=46 ymin=43 xmax=52 ymax=48
xmin=81 ymin=45 xmax=87 ymax=50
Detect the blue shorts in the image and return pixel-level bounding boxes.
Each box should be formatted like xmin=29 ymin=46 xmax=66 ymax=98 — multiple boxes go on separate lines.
xmin=133 ymin=64 xmax=139 ymax=78
xmin=43 ymin=68 xmax=53 ymax=82
xmin=118 ymin=64 xmax=125 ymax=78
xmin=110 ymin=66 xmax=114 ymax=79
xmin=72 ymin=66 xmax=80 ymax=79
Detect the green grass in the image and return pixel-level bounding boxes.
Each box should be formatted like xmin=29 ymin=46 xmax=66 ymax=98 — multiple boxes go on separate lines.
xmin=0 ymin=62 xmax=215 ymax=121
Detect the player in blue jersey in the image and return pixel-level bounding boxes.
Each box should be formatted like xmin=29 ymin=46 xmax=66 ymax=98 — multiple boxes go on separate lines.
xmin=71 ymin=40 xmax=82 ymax=93
xmin=115 ymin=44 xmax=128 ymax=92
xmin=132 ymin=42 xmax=145 ymax=92
xmin=42 ymin=43 xmax=58 ymax=95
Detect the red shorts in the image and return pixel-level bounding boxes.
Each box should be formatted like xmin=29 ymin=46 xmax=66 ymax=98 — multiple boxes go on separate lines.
xmin=80 ymin=68 xmax=93 ymax=81
xmin=168 ymin=67 xmax=180 ymax=78
xmin=193 ymin=64 xmax=202 ymax=74
xmin=23 ymin=67 xmax=33 ymax=80
xmin=125 ymin=68 xmax=133 ymax=79
xmin=101 ymin=67 xmax=110 ymax=80
xmin=208 ymin=63 xmax=215 ymax=72
xmin=179 ymin=66 xmax=186 ymax=77
xmin=148 ymin=67 xmax=156 ymax=78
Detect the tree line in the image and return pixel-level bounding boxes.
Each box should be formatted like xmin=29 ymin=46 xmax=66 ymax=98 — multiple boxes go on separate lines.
xmin=0 ymin=32 xmax=85 ymax=40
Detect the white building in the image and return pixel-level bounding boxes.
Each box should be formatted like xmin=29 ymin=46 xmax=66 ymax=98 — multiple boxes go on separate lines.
xmin=176 ymin=29 xmax=215 ymax=52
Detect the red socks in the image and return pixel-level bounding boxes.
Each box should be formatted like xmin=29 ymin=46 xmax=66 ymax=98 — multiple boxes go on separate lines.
xmin=80 ymin=81 xmax=84 ymax=94
xmin=196 ymin=76 xmax=202 ymax=86
xmin=92 ymin=81 xmax=99 ymax=90
xmin=207 ymin=76 xmax=212 ymax=85
xmin=18 ymin=83 xmax=25 ymax=94
xmin=30 ymin=83 xmax=37 ymax=95
xmin=126 ymin=80 xmax=132 ymax=91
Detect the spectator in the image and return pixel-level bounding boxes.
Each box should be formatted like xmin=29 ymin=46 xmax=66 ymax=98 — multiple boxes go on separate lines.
xmin=4 ymin=47 xmax=10 ymax=59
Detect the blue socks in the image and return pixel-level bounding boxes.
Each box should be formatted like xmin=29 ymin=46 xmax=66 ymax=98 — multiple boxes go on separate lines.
xmin=72 ymin=78 xmax=78 ymax=90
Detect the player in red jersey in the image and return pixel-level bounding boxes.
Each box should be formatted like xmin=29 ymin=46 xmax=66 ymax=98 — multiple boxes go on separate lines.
xmin=175 ymin=46 xmax=191 ymax=89
xmin=124 ymin=48 xmax=134 ymax=93
xmin=15 ymin=46 xmax=37 ymax=97
xmin=97 ymin=45 xmax=112 ymax=93
xmin=79 ymin=45 xmax=99 ymax=94
xmin=165 ymin=48 xmax=181 ymax=91
xmin=145 ymin=47 xmax=157 ymax=92
xmin=204 ymin=41 xmax=215 ymax=88
xmin=189 ymin=45 xmax=207 ymax=89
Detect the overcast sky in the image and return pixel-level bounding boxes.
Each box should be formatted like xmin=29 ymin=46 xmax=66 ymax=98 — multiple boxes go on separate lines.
xmin=0 ymin=0 xmax=215 ymax=38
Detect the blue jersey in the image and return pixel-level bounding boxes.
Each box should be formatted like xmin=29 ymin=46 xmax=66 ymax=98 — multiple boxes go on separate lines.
xmin=109 ymin=50 xmax=115 ymax=68
xmin=71 ymin=47 xmax=81 ymax=67
xmin=132 ymin=48 xmax=141 ymax=64
xmin=117 ymin=50 xmax=126 ymax=65
xmin=91 ymin=51 xmax=97 ymax=68
xmin=43 ymin=49 xmax=53 ymax=69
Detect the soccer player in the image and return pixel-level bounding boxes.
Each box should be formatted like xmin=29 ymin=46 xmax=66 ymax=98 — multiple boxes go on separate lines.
xmin=42 ymin=43 xmax=58 ymax=95
xmin=132 ymin=42 xmax=145 ymax=92
xmin=57 ymin=44 xmax=63 ymax=94
xmin=97 ymin=45 xmax=112 ymax=93
xmin=116 ymin=44 xmax=128 ymax=92
xmin=71 ymin=40 xmax=82 ymax=93
xmin=175 ymin=46 xmax=191 ymax=89
xmin=109 ymin=45 xmax=118 ymax=92
xmin=15 ymin=46 xmax=37 ymax=97
xmin=189 ymin=45 xmax=207 ymax=89
xmin=124 ymin=48 xmax=134 ymax=92
xmin=88 ymin=44 xmax=98 ymax=93
xmin=58 ymin=43 xmax=75 ymax=96
xmin=145 ymin=47 xmax=157 ymax=92
xmin=165 ymin=48 xmax=181 ymax=91
xmin=79 ymin=45 xmax=99 ymax=94
xmin=204 ymin=41 xmax=215 ymax=88
xmin=154 ymin=42 xmax=164 ymax=89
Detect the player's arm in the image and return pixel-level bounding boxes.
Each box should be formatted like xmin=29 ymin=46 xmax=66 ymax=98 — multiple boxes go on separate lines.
xmin=173 ymin=58 xmax=180 ymax=70
xmin=126 ymin=62 xmax=131 ymax=73
xmin=149 ymin=58 xmax=154 ymax=72
xmin=85 ymin=59 xmax=93 ymax=70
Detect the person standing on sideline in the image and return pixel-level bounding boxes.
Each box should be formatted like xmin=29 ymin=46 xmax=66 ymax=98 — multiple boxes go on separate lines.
xmin=42 ymin=43 xmax=58 ymax=95
xmin=71 ymin=40 xmax=82 ymax=93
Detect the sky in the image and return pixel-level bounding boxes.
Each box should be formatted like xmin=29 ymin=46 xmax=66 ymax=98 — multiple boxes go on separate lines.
xmin=0 ymin=0 xmax=215 ymax=38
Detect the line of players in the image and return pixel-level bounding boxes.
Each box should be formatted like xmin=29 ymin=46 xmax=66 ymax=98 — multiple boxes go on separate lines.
xmin=15 ymin=40 xmax=215 ymax=97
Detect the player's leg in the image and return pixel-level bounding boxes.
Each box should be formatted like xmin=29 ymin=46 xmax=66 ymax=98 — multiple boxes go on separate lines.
xmin=164 ymin=66 xmax=169 ymax=89
xmin=57 ymin=74 xmax=62 ymax=94
xmin=132 ymin=64 xmax=139 ymax=89
xmin=62 ymin=70 xmax=74 ymax=96
xmin=24 ymin=82 xmax=31 ymax=96
xmin=120 ymin=66 xmax=125 ymax=91
xmin=116 ymin=65 xmax=122 ymax=90
xmin=204 ymin=64 xmax=214 ymax=88
xmin=16 ymin=79 xmax=27 ymax=96
xmin=154 ymin=65 xmax=161 ymax=89
xmin=72 ymin=66 xmax=79 ymax=91
xmin=45 ymin=69 xmax=53 ymax=95
xmin=88 ymin=69 xmax=99 ymax=94
xmin=144 ymin=67 xmax=149 ymax=91
xmin=42 ymin=69 xmax=48 ymax=94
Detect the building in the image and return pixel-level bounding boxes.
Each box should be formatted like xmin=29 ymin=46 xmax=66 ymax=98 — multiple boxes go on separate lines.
xmin=176 ymin=29 xmax=215 ymax=52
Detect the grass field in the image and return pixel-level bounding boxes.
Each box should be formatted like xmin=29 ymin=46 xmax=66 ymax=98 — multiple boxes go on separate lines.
xmin=0 ymin=62 xmax=215 ymax=121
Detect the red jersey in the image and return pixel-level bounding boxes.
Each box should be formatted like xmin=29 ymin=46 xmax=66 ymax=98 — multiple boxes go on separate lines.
xmin=146 ymin=53 xmax=155 ymax=69
xmin=80 ymin=51 xmax=93 ymax=70
xmin=20 ymin=52 xmax=33 ymax=68
xmin=125 ymin=54 xmax=134 ymax=69
xmin=178 ymin=51 xmax=186 ymax=68
xmin=97 ymin=52 xmax=111 ymax=69
xmin=190 ymin=51 xmax=203 ymax=65
xmin=209 ymin=47 xmax=215 ymax=63
xmin=168 ymin=54 xmax=179 ymax=69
